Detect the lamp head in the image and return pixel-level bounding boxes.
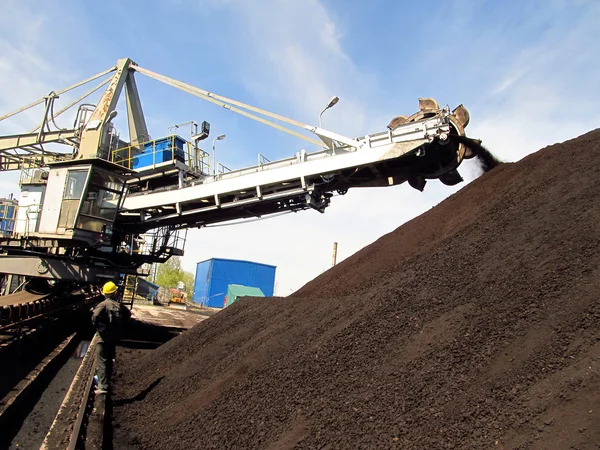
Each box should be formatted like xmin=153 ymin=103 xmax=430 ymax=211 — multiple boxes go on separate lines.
xmin=106 ymin=110 xmax=118 ymax=123
xmin=327 ymin=96 xmax=339 ymax=109
xmin=192 ymin=121 xmax=211 ymax=142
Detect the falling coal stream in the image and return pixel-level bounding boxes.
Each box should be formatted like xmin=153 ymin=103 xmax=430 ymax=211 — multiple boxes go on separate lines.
xmin=454 ymin=135 xmax=502 ymax=172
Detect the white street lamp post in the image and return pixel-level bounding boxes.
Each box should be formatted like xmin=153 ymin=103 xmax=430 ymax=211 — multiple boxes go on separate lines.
xmin=319 ymin=96 xmax=339 ymax=129
xmin=212 ymin=134 xmax=226 ymax=175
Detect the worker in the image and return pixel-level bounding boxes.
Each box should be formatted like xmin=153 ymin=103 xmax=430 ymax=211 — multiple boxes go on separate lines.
xmin=92 ymin=281 xmax=131 ymax=395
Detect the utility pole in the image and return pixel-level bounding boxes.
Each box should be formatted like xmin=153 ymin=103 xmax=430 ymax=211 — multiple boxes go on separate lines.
xmin=332 ymin=242 xmax=338 ymax=267
xmin=151 ymin=262 xmax=158 ymax=283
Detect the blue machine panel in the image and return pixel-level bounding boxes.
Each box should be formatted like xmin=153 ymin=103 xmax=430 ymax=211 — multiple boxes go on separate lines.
xmin=133 ymin=136 xmax=186 ymax=170
xmin=0 ymin=204 xmax=15 ymax=235
xmin=192 ymin=258 xmax=276 ymax=308
xmin=136 ymin=278 xmax=160 ymax=301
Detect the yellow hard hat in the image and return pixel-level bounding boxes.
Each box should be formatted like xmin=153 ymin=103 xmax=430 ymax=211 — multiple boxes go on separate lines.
xmin=102 ymin=281 xmax=118 ymax=295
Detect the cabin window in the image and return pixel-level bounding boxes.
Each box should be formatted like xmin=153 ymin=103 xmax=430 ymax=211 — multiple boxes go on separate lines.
xmin=58 ymin=169 xmax=89 ymax=229
xmin=76 ymin=168 xmax=124 ymax=233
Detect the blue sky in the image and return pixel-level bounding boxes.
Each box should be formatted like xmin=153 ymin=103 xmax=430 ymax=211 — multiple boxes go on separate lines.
xmin=1 ymin=0 xmax=598 ymax=293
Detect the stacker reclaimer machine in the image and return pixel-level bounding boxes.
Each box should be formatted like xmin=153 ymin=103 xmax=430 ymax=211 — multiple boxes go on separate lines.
xmin=0 ymin=57 xmax=482 ymax=304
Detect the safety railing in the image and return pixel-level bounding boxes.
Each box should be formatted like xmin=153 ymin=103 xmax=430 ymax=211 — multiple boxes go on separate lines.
xmin=118 ymin=227 xmax=187 ymax=260
xmin=258 ymin=153 xmax=271 ymax=168
xmin=18 ymin=159 xmax=49 ymax=186
xmin=110 ymin=135 xmax=211 ymax=175
xmin=217 ymin=163 xmax=231 ymax=174
xmin=197 ymin=149 xmax=211 ymax=174
xmin=119 ymin=233 xmax=151 ymax=256
xmin=0 ymin=201 xmax=43 ymax=238
xmin=163 ymin=227 xmax=187 ymax=255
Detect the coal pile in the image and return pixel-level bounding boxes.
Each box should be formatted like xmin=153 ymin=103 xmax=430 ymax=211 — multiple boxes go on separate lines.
xmin=113 ymin=129 xmax=600 ymax=449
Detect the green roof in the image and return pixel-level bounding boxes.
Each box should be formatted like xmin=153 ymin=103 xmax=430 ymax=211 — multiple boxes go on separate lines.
xmin=225 ymin=284 xmax=265 ymax=307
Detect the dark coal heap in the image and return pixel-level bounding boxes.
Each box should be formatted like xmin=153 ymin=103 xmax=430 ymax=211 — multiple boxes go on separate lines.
xmin=113 ymin=129 xmax=600 ymax=450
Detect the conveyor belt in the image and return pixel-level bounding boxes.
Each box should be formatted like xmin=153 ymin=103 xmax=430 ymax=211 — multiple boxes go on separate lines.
xmin=1 ymin=289 xmax=100 ymax=335
xmin=0 ymin=291 xmax=50 ymax=307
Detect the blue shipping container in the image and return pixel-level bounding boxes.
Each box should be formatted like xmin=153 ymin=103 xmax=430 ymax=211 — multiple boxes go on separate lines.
xmin=133 ymin=136 xmax=186 ymax=170
xmin=193 ymin=258 xmax=276 ymax=308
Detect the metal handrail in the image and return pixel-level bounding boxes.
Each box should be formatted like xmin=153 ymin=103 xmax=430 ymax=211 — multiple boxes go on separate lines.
xmin=258 ymin=153 xmax=271 ymax=168
xmin=217 ymin=163 xmax=231 ymax=174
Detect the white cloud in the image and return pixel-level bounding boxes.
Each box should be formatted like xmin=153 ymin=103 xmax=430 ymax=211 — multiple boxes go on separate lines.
xmin=490 ymin=66 xmax=533 ymax=97
xmin=0 ymin=3 xmax=111 ymax=199
xmin=469 ymin=1 xmax=600 ymax=162
xmin=220 ymin=0 xmax=380 ymax=136
xmin=0 ymin=5 xmax=66 ymax=199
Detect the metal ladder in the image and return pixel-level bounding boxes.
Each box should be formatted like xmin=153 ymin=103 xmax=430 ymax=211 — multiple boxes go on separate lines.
xmin=122 ymin=275 xmax=137 ymax=310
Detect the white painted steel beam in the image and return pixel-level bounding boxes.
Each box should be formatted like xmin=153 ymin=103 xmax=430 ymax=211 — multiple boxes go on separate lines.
xmin=121 ymin=114 xmax=446 ymax=212
xmin=0 ymin=129 xmax=79 ymax=152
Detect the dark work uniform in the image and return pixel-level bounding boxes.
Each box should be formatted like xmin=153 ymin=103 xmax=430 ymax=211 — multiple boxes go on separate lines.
xmin=92 ymin=296 xmax=131 ymax=392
